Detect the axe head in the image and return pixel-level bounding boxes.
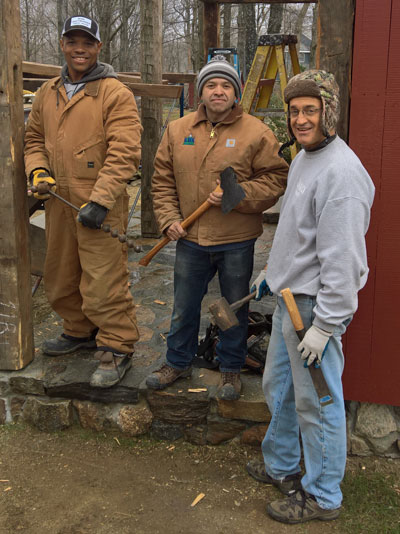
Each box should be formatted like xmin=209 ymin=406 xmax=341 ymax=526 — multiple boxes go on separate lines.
xmin=220 ymin=166 xmax=245 ymax=214
xmin=209 ymin=297 xmax=239 ymax=331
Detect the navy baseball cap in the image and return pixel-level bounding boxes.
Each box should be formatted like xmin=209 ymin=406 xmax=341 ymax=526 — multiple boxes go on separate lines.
xmin=61 ymin=16 xmax=101 ymax=41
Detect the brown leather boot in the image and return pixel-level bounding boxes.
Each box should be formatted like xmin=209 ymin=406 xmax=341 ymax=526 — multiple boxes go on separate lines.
xmin=145 ymin=363 xmax=192 ymax=390
xmin=216 ymin=372 xmax=242 ymax=400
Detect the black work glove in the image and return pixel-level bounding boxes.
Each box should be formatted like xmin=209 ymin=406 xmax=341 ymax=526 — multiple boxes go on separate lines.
xmin=78 ymin=202 xmax=108 ymax=229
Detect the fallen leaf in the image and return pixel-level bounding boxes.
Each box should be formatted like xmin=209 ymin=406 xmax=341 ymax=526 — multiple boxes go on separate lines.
xmin=191 ymin=493 xmax=205 ymax=507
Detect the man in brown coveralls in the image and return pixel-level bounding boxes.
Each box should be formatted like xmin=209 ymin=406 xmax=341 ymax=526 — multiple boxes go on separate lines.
xmin=24 ymin=15 xmax=142 ymax=387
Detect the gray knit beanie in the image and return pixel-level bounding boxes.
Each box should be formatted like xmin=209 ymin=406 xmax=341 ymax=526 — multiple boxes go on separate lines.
xmin=284 ymin=69 xmax=340 ymax=137
xmin=197 ymin=55 xmax=241 ymax=98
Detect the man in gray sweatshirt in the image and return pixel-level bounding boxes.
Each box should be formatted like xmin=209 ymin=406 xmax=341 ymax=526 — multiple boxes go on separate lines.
xmin=247 ymin=70 xmax=375 ymax=524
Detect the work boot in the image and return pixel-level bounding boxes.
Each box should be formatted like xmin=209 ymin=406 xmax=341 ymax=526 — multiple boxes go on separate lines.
xmin=145 ymin=363 xmax=192 ymax=390
xmin=267 ymin=489 xmax=341 ymax=524
xmin=42 ymin=331 xmax=97 ymax=356
xmin=216 ymin=371 xmax=241 ymax=401
xmin=89 ymin=350 xmax=132 ymax=388
xmin=246 ymin=460 xmax=302 ymax=496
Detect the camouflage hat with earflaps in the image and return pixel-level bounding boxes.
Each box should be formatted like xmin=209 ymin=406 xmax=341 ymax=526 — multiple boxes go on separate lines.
xmin=284 ymin=69 xmax=340 ymax=137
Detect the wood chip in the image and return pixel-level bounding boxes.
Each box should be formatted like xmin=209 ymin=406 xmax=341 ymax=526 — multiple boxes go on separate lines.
xmin=188 ymin=388 xmax=207 ymax=393
xmin=4 ymin=487 xmax=11 ymax=492
xmin=154 ymin=299 xmax=166 ymax=305
xmin=159 ymin=333 xmax=166 ymax=341
xmin=0 ymin=480 xmax=10 ymax=482
xmin=113 ymin=437 xmax=121 ymax=446
xmin=191 ymin=493 xmax=205 ymax=507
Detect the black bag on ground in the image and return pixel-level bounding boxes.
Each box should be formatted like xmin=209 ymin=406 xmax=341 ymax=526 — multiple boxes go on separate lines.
xmin=193 ymin=311 xmax=272 ymax=373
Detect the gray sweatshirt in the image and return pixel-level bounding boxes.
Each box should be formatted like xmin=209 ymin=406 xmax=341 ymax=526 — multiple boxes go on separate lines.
xmin=267 ymin=136 xmax=375 ymax=332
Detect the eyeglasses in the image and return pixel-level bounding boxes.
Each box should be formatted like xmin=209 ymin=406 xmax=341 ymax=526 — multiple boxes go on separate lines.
xmin=289 ymin=107 xmax=322 ymax=118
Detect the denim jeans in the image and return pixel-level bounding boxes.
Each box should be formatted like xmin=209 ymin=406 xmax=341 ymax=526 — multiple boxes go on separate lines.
xmin=261 ymin=295 xmax=348 ymax=510
xmin=166 ymin=239 xmax=254 ymax=372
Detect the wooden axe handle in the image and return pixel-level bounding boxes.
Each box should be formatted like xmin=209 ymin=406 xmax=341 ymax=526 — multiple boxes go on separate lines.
xmin=281 ymin=288 xmax=333 ymax=406
xmin=230 ymin=290 xmax=257 ymax=312
xmin=280 ymin=288 xmax=306 ymax=335
xmin=139 ymin=184 xmax=222 ymax=267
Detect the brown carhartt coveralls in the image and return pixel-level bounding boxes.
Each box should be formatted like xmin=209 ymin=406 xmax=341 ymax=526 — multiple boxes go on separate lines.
xmin=24 ymin=76 xmax=142 ymax=353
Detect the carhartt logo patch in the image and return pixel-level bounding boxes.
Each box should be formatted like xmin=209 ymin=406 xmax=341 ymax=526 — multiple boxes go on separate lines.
xmin=183 ymin=134 xmax=195 ymax=145
xmin=87 ymin=162 xmax=95 ymax=168
xmin=226 ymin=139 xmax=236 ymax=147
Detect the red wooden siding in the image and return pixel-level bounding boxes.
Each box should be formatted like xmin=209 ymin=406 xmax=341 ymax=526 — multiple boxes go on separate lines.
xmin=345 ymin=0 xmax=400 ymax=405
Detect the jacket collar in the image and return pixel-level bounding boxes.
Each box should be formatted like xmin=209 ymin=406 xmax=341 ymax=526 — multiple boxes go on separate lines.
xmin=50 ymin=77 xmax=102 ymax=96
xmin=193 ymin=103 xmax=243 ymax=127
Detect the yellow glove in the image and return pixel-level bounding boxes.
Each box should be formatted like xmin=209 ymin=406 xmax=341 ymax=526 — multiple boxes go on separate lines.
xmin=31 ymin=169 xmax=56 ymax=199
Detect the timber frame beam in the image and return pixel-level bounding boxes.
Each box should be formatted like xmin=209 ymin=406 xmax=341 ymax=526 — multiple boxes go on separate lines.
xmin=22 ymin=62 xmax=183 ymax=99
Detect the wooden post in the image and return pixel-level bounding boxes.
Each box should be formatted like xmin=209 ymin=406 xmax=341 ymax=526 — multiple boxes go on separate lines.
xmin=203 ymin=1 xmax=220 ymax=62
xmin=0 ymin=1 xmax=34 ymax=369
xmin=316 ymin=0 xmax=355 ymax=141
xmin=140 ymin=0 xmax=163 ymax=237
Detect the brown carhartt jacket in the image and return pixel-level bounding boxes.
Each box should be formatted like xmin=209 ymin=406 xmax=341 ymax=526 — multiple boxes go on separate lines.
xmin=24 ymin=76 xmax=142 ymax=210
xmin=23 ymin=76 xmax=142 ymax=352
xmin=152 ymin=104 xmax=288 ymax=246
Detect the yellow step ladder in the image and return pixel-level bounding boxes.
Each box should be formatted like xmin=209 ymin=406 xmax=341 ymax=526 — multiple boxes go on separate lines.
xmin=240 ymin=34 xmax=301 ymax=159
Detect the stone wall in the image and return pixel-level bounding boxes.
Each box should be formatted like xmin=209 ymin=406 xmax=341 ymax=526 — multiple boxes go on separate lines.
xmin=0 ymin=353 xmax=399 ymax=457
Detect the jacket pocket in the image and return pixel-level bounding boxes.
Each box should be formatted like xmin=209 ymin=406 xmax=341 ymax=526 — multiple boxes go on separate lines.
xmin=72 ymin=135 xmax=106 ymax=180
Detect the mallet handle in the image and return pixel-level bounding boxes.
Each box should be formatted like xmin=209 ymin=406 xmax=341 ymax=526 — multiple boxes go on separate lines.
xmin=139 ymin=184 xmax=222 ymax=267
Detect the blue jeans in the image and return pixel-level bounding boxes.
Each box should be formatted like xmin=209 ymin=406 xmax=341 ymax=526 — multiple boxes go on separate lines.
xmin=261 ymin=295 xmax=347 ymax=510
xmin=166 ymin=239 xmax=254 ymax=372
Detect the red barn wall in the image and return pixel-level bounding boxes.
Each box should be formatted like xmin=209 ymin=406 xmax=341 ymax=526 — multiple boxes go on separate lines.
xmin=344 ymin=0 xmax=400 ymax=405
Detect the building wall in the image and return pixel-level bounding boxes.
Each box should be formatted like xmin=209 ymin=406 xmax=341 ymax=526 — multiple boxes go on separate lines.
xmin=344 ymin=0 xmax=400 ymax=406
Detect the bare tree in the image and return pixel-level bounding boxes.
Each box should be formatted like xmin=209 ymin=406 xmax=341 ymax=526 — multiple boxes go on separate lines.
xmin=222 ymin=3 xmax=231 ymax=48
xmin=268 ymin=3 xmax=283 ymax=34
xmin=237 ymin=4 xmax=257 ymax=80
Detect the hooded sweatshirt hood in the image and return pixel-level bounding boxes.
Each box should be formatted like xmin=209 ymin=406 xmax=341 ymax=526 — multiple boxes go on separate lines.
xmin=61 ymin=61 xmax=117 ymax=85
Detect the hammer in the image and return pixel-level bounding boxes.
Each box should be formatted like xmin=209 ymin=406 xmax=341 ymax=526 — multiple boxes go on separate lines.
xmin=30 ymin=184 xmax=142 ymax=252
xmin=208 ymin=290 xmax=256 ymax=331
xmin=138 ymin=166 xmax=245 ymax=266
xmin=281 ymin=288 xmax=333 ymax=406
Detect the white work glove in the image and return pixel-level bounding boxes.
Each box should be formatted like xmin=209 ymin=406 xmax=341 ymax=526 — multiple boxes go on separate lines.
xmin=250 ymin=270 xmax=272 ymax=301
xmin=297 ymin=325 xmax=332 ymax=367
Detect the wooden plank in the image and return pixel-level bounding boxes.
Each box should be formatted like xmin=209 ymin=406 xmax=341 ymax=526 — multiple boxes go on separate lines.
xmin=0 ymin=1 xmax=34 ymax=369
xmin=344 ymin=0 xmax=398 ymax=405
xmin=124 ymin=82 xmax=182 ymax=99
xmin=120 ymin=71 xmax=197 ymax=83
xmin=22 ymin=62 xmax=182 ymax=99
xmin=316 ymin=0 xmax=355 ymax=141
xmin=29 ymin=223 xmax=46 ymax=277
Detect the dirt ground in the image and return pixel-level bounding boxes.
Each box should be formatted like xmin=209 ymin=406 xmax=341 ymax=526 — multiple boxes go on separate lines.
xmin=0 ymin=424 xmax=399 ymax=534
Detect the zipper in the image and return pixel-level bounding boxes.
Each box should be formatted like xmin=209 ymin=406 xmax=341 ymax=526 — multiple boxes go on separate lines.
xmin=210 ymin=127 xmax=216 ymax=139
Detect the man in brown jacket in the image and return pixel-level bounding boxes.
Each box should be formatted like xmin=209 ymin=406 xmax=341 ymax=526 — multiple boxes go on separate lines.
xmin=146 ymin=56 xmax=288 ymax=400
xmin=24 ymin=15 xmax=142 ymax=388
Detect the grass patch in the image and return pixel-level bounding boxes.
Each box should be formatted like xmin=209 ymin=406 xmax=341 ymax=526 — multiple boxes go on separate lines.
xmin=340 ymin=469 xmax=400 ymax=533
